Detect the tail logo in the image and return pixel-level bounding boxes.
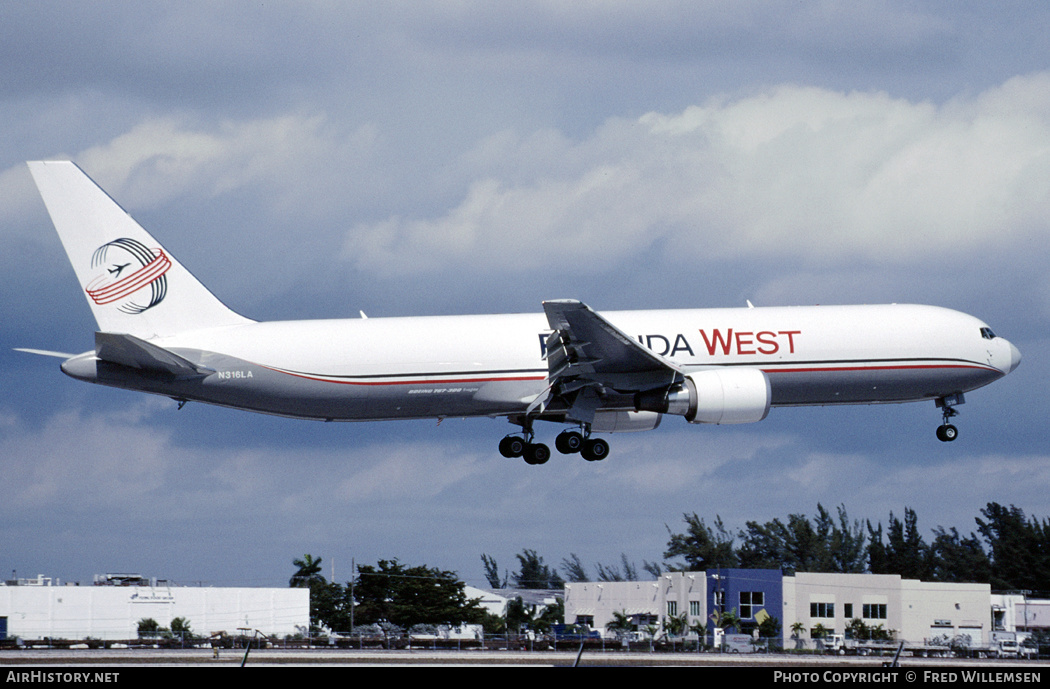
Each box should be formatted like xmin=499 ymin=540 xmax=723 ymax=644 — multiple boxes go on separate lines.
xmin=85 ymin=238 xmax=171 ymax=314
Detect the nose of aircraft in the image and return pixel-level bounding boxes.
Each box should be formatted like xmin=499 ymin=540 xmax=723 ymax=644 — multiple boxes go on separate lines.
xmin=1007 ymin=340 xmax=1022 ymax=373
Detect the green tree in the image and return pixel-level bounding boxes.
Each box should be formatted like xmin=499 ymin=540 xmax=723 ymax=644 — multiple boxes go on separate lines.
xmin=867 ymin=508 xmax=931 ymax=578
xmin=481 ymin=553 xmax=505 ymax=588
xmin=737 ymin=504 xmax=866 ymax=574
xmin=928 ymin=526 xmax=992 ymax=583
xmin=664 ymin=613 xmax=688 ymax=637
xmin=790 ymin=621 xmax=806 ymax=649
xmin=757 ymin=614 xmax=781 ymax=640
xmin=664 ymin=514 xmax=737 ymax=571
xmin=505 ymin=596 xmax=537 ymax=633
xmin=353 ymin=559 xmax=485 ymax=629
xmin=710 ymin=607 xmax=741 ymax=633
xmin=884 ymin=508 xmax=930 ymax=579
xmin=846 ymin=617 xmax=870 ymax=640
xmin=170 ymin=617 xmax=193 ymax=639
xmin=642 ymin=560 xmax=663 ymax=578
xmin=977 ymin=502 xmax=1050 ymax=591
xmin=605 ymin=610 xmax=634 ymax=638
xmin=866 ymin=520 xmax=888 ymax=573
xmin=136 ymin=618 xmax=162 ymax=638
xmin=738 ymin=513 xmax=826 ymax=572
xmin=310 ymin=580 xmax=355 ymax=633
xmin=289 ymin=554 xmax=353 ymax=632
xmin=560 ymin=553 xmax=588 ymax=582
xmin=290 ymin=554 xmax=325 ymax=588
xmin=828 ymin=504 xmax=868 ymax=573
xmin=513 ymin=549 xmax=564 ymax=589
xmin=595 ymin=553 xmax=640 ymax=582
xmin=535 ymin=596 xmax=564 ymax=633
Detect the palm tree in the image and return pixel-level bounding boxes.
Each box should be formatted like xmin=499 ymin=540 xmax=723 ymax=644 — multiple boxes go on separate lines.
xmin=710 ymin=607 xmax=742 ymax=633
xmin=664 ymin=613 xmax=688 ymax=638
xmin=605 ymin=610 xmax=634 ymax=639
xmin=791 ymin=621 xmax=807 ymax=650
xmin=689 ymin=620 xmax=710 ymax=649
xmin=290 ymin=554 xmax=325 ymax=587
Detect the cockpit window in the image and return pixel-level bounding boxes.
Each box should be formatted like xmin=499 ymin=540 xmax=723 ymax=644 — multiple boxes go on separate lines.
xmin=980 ymin=327 xmax=996 ymax=340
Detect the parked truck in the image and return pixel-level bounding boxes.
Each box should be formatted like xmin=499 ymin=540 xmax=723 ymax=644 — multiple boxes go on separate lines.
xmin=992 ymin=631 xmax=1037 ymax=659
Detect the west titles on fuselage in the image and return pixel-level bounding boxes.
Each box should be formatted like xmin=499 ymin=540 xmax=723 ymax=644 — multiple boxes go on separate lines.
xmin=538 ymin=328 xmax=802 ymax=360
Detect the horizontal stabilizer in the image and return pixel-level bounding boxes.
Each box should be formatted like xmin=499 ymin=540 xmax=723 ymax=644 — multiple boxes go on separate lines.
xmin=95 ymin=332 xmax=211 ymax=378
xmin=14 ymin=348 xmax=78 ymax=359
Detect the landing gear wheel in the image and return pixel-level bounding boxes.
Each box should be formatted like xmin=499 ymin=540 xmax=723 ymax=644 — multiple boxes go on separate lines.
xmin=524 ymin=443 xmax=551 ymax=465
xmin=555 ymin=430 xmax=584 ymax=454
xmin=936 ymin=424 xmax=958 ymax=442
xmin=580 ymin=437 xmax=610 ymax=462
xmin=499 ymin=436 xmax=526 ymax=458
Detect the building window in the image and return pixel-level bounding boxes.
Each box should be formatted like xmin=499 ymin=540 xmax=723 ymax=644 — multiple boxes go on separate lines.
xmin=810 ymin=602 xmax=835 ymax=618
xmin=740 ymin=591 xmax=764 ymax=619
xmin=690 ymin=601 xmax=702 ymax=617
xmin=844 ymin=604 xmax=853 ymax=619
xmin=863 ymin=604 xmax=887 ymax=620
xmin=667 ymin=601 xmax=678 ymax=617
xmin=575 ymin=615 xmax=594 ymax=627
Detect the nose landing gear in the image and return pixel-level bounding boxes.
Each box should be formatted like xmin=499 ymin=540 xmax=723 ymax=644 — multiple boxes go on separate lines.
xmin=935 ymin=394 xmax=964 ymax=442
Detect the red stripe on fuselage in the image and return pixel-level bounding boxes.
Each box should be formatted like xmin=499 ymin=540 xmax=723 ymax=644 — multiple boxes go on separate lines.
xmin=262 ymin=366 xmax=546 ymax=386
xmin=760 ymin=362 xmax=998 ymax=374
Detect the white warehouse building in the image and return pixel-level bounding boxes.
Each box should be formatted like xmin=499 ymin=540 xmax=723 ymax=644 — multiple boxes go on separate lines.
xmin=784 ymin=572 xmax=992 ymax=645
xmin=566 ymin=569 xmax=1001 ymax=647
xmin=0 ymin=575 xmax=309 ymax=641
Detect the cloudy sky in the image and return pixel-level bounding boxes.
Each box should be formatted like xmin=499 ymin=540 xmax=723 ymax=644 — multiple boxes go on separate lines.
xmin=1 ymin=2 xmax=1048 ymax=592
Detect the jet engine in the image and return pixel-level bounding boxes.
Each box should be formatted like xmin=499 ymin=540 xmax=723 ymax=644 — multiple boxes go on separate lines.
xmin=635 ymin=368 xmax=771 ymax=425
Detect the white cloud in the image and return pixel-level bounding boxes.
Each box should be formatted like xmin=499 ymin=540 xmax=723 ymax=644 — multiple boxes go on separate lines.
xmin=343 ymin=74 xmax=1050 ymax=276
xmin=0 ymin=406 xmax=487 ymax=520
xmin=29 ymin=114 xmax=382 ymax=218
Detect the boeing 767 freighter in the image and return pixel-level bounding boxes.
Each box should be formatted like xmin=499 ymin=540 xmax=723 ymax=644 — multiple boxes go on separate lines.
xmin=20 ymin=161 xmax=1021 ymax=464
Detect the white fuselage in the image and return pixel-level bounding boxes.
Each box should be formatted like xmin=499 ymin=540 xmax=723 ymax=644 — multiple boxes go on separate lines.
xmin=77 ymin=302 xmax=1015 ymax=423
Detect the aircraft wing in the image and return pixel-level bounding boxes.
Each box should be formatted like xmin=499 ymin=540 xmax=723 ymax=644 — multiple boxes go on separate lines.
xmin=94 ymin=332 xmax=212 ymax=379
xmin=538 ymin=300 xmax=682 ymax=421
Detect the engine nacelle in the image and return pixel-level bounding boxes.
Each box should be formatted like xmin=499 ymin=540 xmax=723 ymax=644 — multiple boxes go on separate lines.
xmin=635 ymin=368 xmax=771 ymax=425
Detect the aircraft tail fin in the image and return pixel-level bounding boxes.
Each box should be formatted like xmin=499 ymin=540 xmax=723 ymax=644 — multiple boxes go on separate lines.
xmin=27 ymin=160 xmax=252 ymax=339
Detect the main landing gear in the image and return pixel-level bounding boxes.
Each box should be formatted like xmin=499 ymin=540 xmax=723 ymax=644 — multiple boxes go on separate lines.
xmin=498 ymin=434 xmax=550 ymax=465
xmin=499 ymin=423 xmax=610 ymax=464
xmin=935 ymin=393 xmax=964 ymax=442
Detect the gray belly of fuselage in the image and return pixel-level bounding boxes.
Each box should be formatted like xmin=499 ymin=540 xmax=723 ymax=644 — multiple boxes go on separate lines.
xmin=764 ymin=365 xmax=1003 ymax=406
xmin=86 ymin=351 xmax=544 ymax=421
xmin=75 ymin=349 xmax=1003 ymax=421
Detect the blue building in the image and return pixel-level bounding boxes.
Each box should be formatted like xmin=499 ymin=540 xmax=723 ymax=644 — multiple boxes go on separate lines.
xmin=706 ymin=568 xmax=783 ymax=634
